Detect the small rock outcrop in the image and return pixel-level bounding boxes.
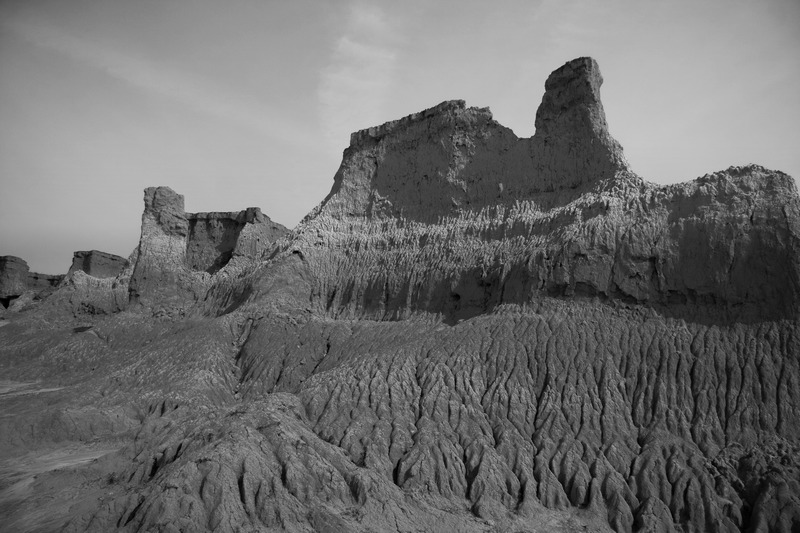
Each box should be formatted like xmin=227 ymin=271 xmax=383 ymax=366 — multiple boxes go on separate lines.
xmin=68 ymin=250 xmax=128 ymax=279
xmin=0 ymin=256 xmax=30 ymax=306
xmin=0 ymin=255 xmax=63 ymax=309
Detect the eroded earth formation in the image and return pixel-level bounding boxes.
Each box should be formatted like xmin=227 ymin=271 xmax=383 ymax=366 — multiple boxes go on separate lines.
xmin=1 ymin=57 xmax=798 ymax=533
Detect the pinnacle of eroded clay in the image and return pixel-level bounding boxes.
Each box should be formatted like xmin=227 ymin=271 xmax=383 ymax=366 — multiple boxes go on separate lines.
xmin=128 ymin=186 xmax=195 ymax=311
xmin=534 ymin=57 xmax=606 ymax=135
xmin=143 ymin=186 xmax=189 ymax=237
xmin=531 ymin=57 xmax=628 ymax=190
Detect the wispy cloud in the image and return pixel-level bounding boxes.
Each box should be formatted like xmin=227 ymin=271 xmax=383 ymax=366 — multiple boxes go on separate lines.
xmin=2 ymin=19 xmax=311 ymax=148
xmin=318 ymin=3 xmax=399 ymax=154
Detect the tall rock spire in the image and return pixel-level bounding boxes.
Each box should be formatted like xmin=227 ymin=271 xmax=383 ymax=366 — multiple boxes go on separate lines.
xmin=531 ymin=57 xmax=628 ymax=190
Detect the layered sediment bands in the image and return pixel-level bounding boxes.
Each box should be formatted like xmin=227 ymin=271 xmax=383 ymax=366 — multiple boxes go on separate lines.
xmin=254 ymin=59 xmax=800 ymax=322
xmin=154 ymin=57 xmax=800 ymax=531
xmin=4 ymin=56 xmax=800 ymax=532
xmin=278 ymin=165 xmax=799 ymax=323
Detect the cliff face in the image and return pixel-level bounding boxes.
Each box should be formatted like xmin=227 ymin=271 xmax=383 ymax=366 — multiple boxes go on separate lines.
xmin=128 ymin=186 xmax=289 ymax=314
xmin=186 ymin=208 xmax=287 ymax=273
xmin=229 ymin=58 xmax=799 ymax=326
xmin=68 ymin=250 xmax=128 ymax=279
xmin=1 ymin=57 xmax=799 ymax=533
xmin=313 ymin=57 xmax=627 ymax=225
xmin=0 ymin=256 xmax=30 ymax=303
xmin=0 ymin=255 xmax=64 ymax=309
xmin=183 ymin=57 xmax=800 ymax=532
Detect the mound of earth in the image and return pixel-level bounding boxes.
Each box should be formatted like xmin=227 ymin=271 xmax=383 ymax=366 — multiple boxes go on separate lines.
xmin=1 ymin=57 xmax=799 ymax=533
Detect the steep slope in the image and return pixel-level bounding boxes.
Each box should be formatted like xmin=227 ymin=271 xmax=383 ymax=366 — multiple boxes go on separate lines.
xmin=189 ymin=56 xmax=800 ymax=532
xmin=1 ymin=56 xmax=799 ymax=533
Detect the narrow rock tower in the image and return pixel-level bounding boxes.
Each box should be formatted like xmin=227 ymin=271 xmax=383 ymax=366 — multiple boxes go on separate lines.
xmin=531 ymin=57 xmax=628 ymax=190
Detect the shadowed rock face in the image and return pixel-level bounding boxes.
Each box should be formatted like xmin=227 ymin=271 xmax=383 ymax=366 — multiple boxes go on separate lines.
xmin=0 ymin=256 xmax=30 ymax=301
xmin=186 ymin=208 xmax=287 ymax=274
xmin=0 ymin=256 xmax=64 ymax=309
xmin=1 ymin=57 xmax=800 ymax=533
xmin=533 ymin=57 xmax=628 ymax=190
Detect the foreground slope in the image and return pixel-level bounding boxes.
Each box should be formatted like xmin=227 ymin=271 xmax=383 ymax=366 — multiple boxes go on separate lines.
xmin=1 ymin=57 xmax=799 ymax=533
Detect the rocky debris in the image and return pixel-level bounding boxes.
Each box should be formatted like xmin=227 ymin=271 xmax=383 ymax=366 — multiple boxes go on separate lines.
xmin=2 ymin=56 xmax=800 ymax=533
xmin=68 ymin=250 xmax=128 ymax=279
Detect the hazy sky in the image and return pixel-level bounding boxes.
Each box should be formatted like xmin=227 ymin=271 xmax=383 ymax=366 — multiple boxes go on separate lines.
xmin=1 ymin=0 xmax=798 ymax=274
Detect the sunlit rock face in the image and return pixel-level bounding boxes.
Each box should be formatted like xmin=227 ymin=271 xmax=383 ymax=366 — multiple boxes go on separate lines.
xmin=68 ymin=250 xmax=128 ymax=279
xmin=2 ymin=57 xmax=800 ymax=533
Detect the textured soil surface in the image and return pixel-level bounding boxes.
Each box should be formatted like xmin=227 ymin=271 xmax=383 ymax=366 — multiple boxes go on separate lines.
xmin=1 ymin=57 xmax=799 ymax=532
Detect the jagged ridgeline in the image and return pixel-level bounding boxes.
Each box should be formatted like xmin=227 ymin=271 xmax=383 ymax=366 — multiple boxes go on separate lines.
xmin=1 ymin=57 xmax=798 ymax=533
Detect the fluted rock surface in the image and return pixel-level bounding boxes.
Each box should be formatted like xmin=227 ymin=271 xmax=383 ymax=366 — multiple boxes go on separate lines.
xmin=188 ymin=57 xmax=800 ymax=532
xmin=226 ymin=57 xmax=799 ymax=325
xmin=1 ymin=57 xmax=799 ymax=533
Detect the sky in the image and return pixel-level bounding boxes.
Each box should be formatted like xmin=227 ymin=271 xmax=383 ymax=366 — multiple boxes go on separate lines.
xmin=1 ymin=0 xmax=798 ymax=274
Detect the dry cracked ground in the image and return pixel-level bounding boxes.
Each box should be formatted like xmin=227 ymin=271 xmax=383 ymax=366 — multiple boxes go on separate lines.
xmin=1 ymin=57 xmax=799 ymax=532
